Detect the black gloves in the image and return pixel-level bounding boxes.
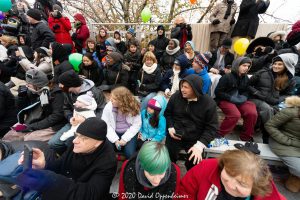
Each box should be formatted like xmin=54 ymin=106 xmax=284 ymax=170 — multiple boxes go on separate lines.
xmin=234 ymin=142 xmax=261 ymax=155
xmin=53 ymin=24 xmax=60 ymax=30
xmin=18 ymin=85 xmax=28 ymax=97
xmin=212 ymin=19 xmax=221 ymax=25
xmin=230 ymin=19 xmax=235 ymax=25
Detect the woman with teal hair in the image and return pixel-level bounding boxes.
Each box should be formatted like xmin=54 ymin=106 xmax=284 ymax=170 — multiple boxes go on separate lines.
xmin=118 ymin=141 xmax=181 ymax=200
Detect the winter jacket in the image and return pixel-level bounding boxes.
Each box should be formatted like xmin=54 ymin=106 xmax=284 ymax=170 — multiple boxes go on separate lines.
xmin=140 ymin=95 xmax=167 ymax=142
xmin=266 ymin=97 xmax=300 ymax=157
xmin=20 ymin=86 xmax=67 ymax=131
xmin=73 ymin=14 xmax=90 ymax=51
xmin=118 ymin=157 xmax=181 ymax=200
xmin=215 ymin=57 xmax=251 ymax=104
xmin=231 ymin=0 xmax=269 ymax=39
xmin=165 ymin=74 xmax=218 ymax=146
xmin=149 ymin=27 xmax=170 ymax=61
xmin=160 ymin=50 xmax=182 ymax=72
xmin=179 ymin=158 xmax=286 ymax=200
xmin=19 ymin=56 xmax=53 ymax=76
xmin=48 ymin=16 xmax=74 ymax=48
xmin=171 ymin=25 xmax=193 ymax=49
xmin=0 ymin=55 xmax=18 ymax=84
xmin=26 ymin=139 xmax=117 ymax=200
xmin=137 ymin=67 xmax=162 ymax=95
xmin=0 ymin=82 xmax=17 ymax=135
xmin=247 ymin=52 xmax=277 ymax=74
xmin=116 ymin=41 xmax=127 ymax=55
xmin=249 ymin=56 xmax=296 ymax=106
xmin=30 ymin=21 xmax=55 ymax=50
xmin=123 ymin=51 xmax=142 ymax=72
xmin=209 ymin=0 xmax=237 ymax=33
xmin=79 ymin=62 xmax=104 ymax=86
xmin=102 ymin=62 xmax=129 ymax=90
xmin=208 ymin=49 xmax=234 ymax=72
xmin=185 ymin=67 xmax=211 ymax=95
xmin=63 ymin=79 xmax=106 ymax=120
xmin=101 ymin=101 xmax=142 ymax=143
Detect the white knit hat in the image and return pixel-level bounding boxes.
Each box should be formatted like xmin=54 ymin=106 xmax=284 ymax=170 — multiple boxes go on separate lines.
xmin=76 ymin=92 xmax=97 ymax=111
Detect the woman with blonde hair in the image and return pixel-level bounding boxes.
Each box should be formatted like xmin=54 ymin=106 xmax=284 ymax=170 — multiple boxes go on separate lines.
xmin=265 ymin=95 xmax=300 ymax=193
xmin=179 ymin=149 xmax=285 ymax=200
xmin=136 ymin=51 xmax=162 ymax=109
xmin=101 ymin=86 xmax=141 ymax=158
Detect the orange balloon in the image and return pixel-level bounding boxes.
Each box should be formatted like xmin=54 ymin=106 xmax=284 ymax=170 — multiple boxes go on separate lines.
xmin=190 ymin=0 xmax=197 ymax=4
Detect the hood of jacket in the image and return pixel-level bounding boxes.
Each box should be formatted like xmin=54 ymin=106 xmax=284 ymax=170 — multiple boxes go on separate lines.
xmin=80 ymin=79 xmax=95 ymax=93
xmin=152 ymin=95 xmax=167 ymax=116
xmin=285 ymin=96 xmax=300 ymax=107
xmin=275 ymin=53 xmax=298 ymax=77
xmin=179 ymin=74 xmax=203 ymax=98
xmin=231 ymin=57 xmax=252 ymax=74
xmin=74 ymin=13 xmax=87 ymax=25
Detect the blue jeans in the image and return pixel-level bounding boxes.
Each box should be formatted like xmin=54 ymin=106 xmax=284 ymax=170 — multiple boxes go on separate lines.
xmin=48 ymin=123 xmax=72 ymax=150
xmin=115 ymin=133 xmax=137 ymax=159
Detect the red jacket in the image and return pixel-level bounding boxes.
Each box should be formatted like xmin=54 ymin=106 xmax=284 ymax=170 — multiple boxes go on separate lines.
xmin=179 ymin=159 xmax=286 ymax=200
xmin=73 ymin=13 xmax=90 ymax=49
xmin=48 ymin=16 xmax=73 ymax=46
xmin=119 ymin=159 xmax=181 ymax=200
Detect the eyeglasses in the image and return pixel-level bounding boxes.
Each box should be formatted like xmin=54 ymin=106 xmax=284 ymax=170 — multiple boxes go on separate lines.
xmin=74 ymin=133 xmax=90 ymax=142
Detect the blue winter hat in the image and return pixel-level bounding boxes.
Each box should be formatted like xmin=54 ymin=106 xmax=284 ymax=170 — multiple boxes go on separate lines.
xmin=185 ymin=41 xmax=195 ymax=50
xmin=174 ymin=54 xmax=191 ymax=70
xmin=127 ymin=28 xmax=135 ymax=35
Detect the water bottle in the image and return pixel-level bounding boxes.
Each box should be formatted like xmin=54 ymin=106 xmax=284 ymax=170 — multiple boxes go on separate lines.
xmin=208 ymin=138 xmax=229 ymax=148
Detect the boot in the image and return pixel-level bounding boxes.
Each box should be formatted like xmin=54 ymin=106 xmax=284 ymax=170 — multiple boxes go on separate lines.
xmin=285 ymin=174 xmax=300 ymax=193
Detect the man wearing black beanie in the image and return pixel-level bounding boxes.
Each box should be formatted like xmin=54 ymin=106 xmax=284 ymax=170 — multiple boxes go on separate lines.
xmin=26 ymin=9 xmax=55 ymax=50
xmin=16 ymin=118 xmax=117 ymax=200
xmin=48 ymin=70 xmax=106 ymax=152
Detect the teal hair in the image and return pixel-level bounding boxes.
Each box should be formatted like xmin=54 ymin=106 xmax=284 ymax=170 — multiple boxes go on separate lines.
xmin=138 ymin=142 xmax=171 ymax=175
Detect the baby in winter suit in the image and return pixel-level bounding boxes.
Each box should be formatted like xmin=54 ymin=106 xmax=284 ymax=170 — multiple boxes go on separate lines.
xmin=60 ymin=92 xmax=97 ymax=141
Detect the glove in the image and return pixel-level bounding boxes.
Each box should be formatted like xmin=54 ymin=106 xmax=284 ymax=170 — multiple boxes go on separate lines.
xmin=186 ymin=24 xmax=192 ymax=31
xmin=53 ymin=24 xmax=60 ymax=30
xmin=18 ymin=85 xmax=28 ymax=97
xmin=16 ymin=169 xmax=56 ymax=192
xmin=12 ymin=123 xmax=27 ymax=132
xmin=230 ymin=19 xmax=235 ymax=25
xmin=212 ymin=19 xmax=221 ymax=25
xmin=17 ymin=126 xmax=33 ymax=133
xmin=234 ymin=142 xmax=260 ymax=155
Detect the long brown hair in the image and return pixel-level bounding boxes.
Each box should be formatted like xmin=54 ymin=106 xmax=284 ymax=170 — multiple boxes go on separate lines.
xmin=111 ymin=86 xmax=140 ymax=116
xmin=274 ymin=68 xmax=289 ymax=91
xmin=218 ymin=150 xmax=272 ymax=197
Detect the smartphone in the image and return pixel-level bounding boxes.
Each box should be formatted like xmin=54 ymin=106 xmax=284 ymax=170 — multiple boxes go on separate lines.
xmin=23 ymin=144 xmax=33 ymax=171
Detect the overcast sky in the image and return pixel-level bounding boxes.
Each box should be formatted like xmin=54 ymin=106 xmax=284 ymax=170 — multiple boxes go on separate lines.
xmin=26 ymin=0 xmax=300 ymax=24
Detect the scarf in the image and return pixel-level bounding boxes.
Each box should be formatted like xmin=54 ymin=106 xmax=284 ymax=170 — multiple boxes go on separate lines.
xmin=135 ymin=157 xmax=171 ymax=189
xmin=213 ymin=49 xmax=225 ymax=70
xmin=171 ymin=69 xmax=180 ymax=94
xmin=142 ymin=63 xmax=157 ymax=74
xmin=224 ymin=1 xmax=234 ymax=19
xmin=166 ymin=45 xmax=181 ymax=55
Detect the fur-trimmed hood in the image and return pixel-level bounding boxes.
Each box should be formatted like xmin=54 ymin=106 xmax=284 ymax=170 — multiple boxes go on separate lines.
xmin=285 ymin=96 xmax=300 ymax=107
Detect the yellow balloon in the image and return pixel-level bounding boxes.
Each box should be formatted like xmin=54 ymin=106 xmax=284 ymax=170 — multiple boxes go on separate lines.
xmin=233 ymin=38 xmax=250 ymax=55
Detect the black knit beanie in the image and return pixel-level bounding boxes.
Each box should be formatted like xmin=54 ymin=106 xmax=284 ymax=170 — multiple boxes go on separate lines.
xmin=27 ymin=9 xmax=42 ymax=21
xmin=76 ymin=118 xmax=107 ymax=141
xmin=58 ymin=70 xmax=82 ymax=88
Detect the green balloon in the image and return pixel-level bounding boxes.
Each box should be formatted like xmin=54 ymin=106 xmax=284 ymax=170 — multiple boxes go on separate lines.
xmin=69 ymin=53 xmax=83 ymax=72
xmin=0 ymin=0 xmax=12 ymax=12
xmin=141 ymin=7 xmax=151 ymax=23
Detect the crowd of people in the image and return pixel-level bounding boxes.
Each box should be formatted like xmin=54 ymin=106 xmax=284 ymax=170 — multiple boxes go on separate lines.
xmin=0 ymin=0 xmax=300 ymax=199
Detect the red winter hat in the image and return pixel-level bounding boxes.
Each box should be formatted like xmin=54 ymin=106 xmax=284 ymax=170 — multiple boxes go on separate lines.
xmin=287 ymin=20 xmax=300 ymax=46
xmin=147 ymin=99 xmax=161 ymax=111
